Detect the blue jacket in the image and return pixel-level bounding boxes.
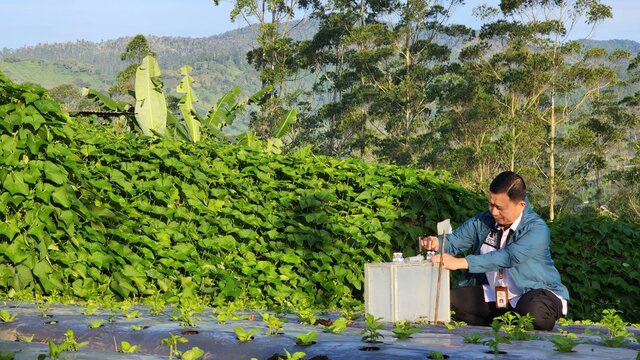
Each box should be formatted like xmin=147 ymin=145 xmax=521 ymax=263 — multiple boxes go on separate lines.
xmin=440 ymin=202 xmax=570 ymax=300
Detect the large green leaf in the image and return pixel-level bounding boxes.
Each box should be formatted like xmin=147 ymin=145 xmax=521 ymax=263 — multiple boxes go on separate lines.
xmin=33 ymin=260 xmax=64 ymax=293
xmin=0 ymin=218 xmax=20 ymax=242
xmin=272 ymin=109 xmax=297 ymax=138
xmin=5 ymin=241 xmax=30 ymax=265
xmin=81 ymin=88 xmax=131 ymax=112
xmin=51 ymin=187 xmax=72 ymax=208
xmin=204 ymin=86 xmax=242 ymax=130
xmin=134 ymin=55 xmax=167 ymax=136
xmin=176 ymin=65 xmax=201 ymax=142
xmin=43 ymin=161 xmax=67 ymax=185
xmin=12 ymin=264 xmax=33 ymax=291
xmin=2 ymin=173 xmax=30 ymax=196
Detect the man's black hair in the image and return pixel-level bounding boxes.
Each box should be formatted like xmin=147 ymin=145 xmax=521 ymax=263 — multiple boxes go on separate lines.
xmin=489 ymin=171 xmax=526 ymax=202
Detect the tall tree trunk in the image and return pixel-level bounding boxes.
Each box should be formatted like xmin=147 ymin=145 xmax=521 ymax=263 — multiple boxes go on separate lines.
xmin=510 ymin=94 xmax=516 ymax=171
xmin=510 ymin=124 xmax=516 ymax=171
xmin=549 ymin=93 xmax=556 ymax=221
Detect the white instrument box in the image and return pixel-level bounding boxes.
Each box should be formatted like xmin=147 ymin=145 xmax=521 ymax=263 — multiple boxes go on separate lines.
xmin=364 ymin=262 xmax=450 ymax=323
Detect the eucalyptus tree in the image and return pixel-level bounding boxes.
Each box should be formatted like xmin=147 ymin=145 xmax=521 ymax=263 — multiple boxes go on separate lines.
xmin=563 ymin=88 xmax=637 ymax=209
xmin=109 ymin=35 xmax=156 ymax=99
xmin=423 ymin=61 xmax=505 ymax=187
xmin=229 ymin=0 xmax=304 ymax=140
xmin=297 ymin=0 xmax=398 ymax=158
xmin=298 ymin=0 xmax=470 ymax=160
xmin=372 ymin=0 xmax=474 ymax=165
xmin=465 ymin=0 xmax=613 ymax=220
xmin=593 ymin=54 xmax=640 ymax=221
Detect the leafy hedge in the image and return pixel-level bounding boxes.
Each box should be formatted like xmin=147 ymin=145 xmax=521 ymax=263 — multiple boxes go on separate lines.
xmin=550 ymin=216 xmax=640 ymax=323
xmin=0 ymin=73 xmax=484 ymax=309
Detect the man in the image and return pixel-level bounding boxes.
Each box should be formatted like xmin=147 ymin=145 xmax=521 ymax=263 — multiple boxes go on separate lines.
xmin=419 ymin=171 xmax=568 ymax=331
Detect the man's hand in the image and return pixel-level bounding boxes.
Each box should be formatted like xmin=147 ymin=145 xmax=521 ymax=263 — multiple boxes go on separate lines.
xmin=418 ymin=236 xmax=439 ymax=252
xmin=430 ymin=253 xmax=468 ymax=270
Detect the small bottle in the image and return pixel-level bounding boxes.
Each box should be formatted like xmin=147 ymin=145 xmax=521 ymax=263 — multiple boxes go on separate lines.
xmin=392 ymin=252 xmax=404 ymax=263
xmin=425 ymin=251 xmax=436 ymax=262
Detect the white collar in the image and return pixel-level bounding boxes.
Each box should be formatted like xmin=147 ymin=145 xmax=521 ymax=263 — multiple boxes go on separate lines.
xmin=499 ymin=208 xmax=523 ymax=232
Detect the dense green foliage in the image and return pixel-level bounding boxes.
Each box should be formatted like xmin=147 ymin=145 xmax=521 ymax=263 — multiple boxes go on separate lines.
xmin=550 ymin=215 xmax=640 ymax=322
xmin=0 ymin=72 xmax=482 ymax=309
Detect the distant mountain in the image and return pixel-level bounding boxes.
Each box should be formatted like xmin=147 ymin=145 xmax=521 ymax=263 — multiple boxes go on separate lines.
xmin=0 ymin=32 xmax=259 ymax=110
xmin=0 ymin=18 xmax=322 ymax=113
xmin=1 ymin=19 xmax=637 ymax=112
xmin=579 ymin=39 xmax=640 ymax=54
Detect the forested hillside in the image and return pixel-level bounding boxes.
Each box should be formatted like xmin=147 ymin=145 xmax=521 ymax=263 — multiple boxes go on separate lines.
xmin=0 ymin=19 xmax=320 ymax=110
xmin=1 ymin=20 xmax=635 ymax=112
xmin=0 ymin=30 xmax=259 ymax=109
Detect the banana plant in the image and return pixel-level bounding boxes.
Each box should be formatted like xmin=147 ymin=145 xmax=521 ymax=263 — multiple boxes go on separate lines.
xmin=176 ymin=65 xmax=201 ymax=142
xmin=203 ymin=86 xmax=243 ymax=137
xmin=83 ymin=57 xmax=296 ymax=146
xmin=80 ymin=87 xmax=136 ymax=133
xmin=272 ymin=108 xmax=297 ymax=139
xmin=134 ymin=55 xmax=167 ymax=136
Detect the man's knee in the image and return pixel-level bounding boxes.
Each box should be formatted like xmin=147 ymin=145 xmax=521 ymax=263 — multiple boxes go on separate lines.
xmin=515 ymin=289 xmax=562 ymax=331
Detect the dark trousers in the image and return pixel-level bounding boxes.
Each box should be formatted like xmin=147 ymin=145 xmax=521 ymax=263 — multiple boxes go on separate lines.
xmin=451 ymin=286 xmax=563 ymax=331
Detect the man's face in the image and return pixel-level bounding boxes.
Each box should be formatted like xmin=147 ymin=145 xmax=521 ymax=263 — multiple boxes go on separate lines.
xmin=488 ymin=192 xmax=525 ymax=227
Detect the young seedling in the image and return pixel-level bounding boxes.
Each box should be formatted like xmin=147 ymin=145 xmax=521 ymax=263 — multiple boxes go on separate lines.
xmin=172 ymin=300 xmax=203 ymax=327
xmin=427 ymin=350 xmax=446 ymax=359
xmin=16 ymin=333 xmax=34 ymax=342
xmin=392 ymin=321 xmax=421 ymax=339
xmin=82 ymin=301 xmax=99 ymax=315
xmin=180 ymin=347 xmax=205 ymax=360
xmin=60 ymin=329 xmax=89 ymax=352
xmin=214 ymin=308 xmax=234 ymax=324
xmin=361 ymin=313 xmax=385 ymax=343
xmin=107 ymin=308 xmax=119 ymax=323
xmin=117 ymin=340 xmax=139 ymax=353
xmin=323 ymin=317 xmax=348 ymax=334
xmin=295 ymin=331 xmax=318 ymax=346
xmin=37 ymin=301 xmax=51 ymax=318
xmin=160 ymin=333 xmax=188 ymax=360
xmin=483 ymin=319 xmax=510 ymax=354
xmin=233 ymin=326 xmax=261 ymax=342
xmin=261 ymin=313 xmax=285 ymax=335
xmin=549 ymin=335 xmax=585 ymax=352
xmin=131 ymin=325 xmax=149 ymax=331
xmin=122 ymin=309 xmax=142 ymax=319
xmin=0 ymin=310 xmax=16 ymax=323
xmin=0 ymin=351 xmax=17 ymax=360
xmin=495 ymin=312 xmax=533 ymax=340
xmin=444 ymin=320 xmax=467 ymax=330
xmin=442 ymin=311 xmax=464 ymax=330
xmin=339 ymin=297 xmax=363 ymax=322
xmin=462 ymin=332 xmax=485 ymax=344
xmin=283 ymin=348 xmax=306 ymax=360
xmin=38 ymin=341 xmax=63 ymax=360
xmin=296 ymin=309 xmax=317 ymax=325
xmin=212 ymin=302 xmax=248 ymax=323
xmin=89 ymin=319 xmax=105 ymax=329
xmin=159 ymin=332 xmax=204 ymax=360
xmin=599 ymin=309 xmax=632 ymax=347
xmin=149 ymin=294 xmax=166 ymax=316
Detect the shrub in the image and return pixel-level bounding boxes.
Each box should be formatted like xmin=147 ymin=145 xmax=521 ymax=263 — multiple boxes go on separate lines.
xmin=0 ymin=72 xmax=484 ymax=309
xmin=550 ymin=216 xmax=639 ymax=322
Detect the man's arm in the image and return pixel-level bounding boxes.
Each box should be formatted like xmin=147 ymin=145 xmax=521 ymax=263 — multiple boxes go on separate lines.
xmin=420 ymin=214 xmax=483 ymax=255
xmin=465 ymin=220 xmax=550 ymax=273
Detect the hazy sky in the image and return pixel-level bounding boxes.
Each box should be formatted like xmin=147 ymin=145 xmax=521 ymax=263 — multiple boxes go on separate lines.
xmin=1 ymin=0 xmax=638 ymax=50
